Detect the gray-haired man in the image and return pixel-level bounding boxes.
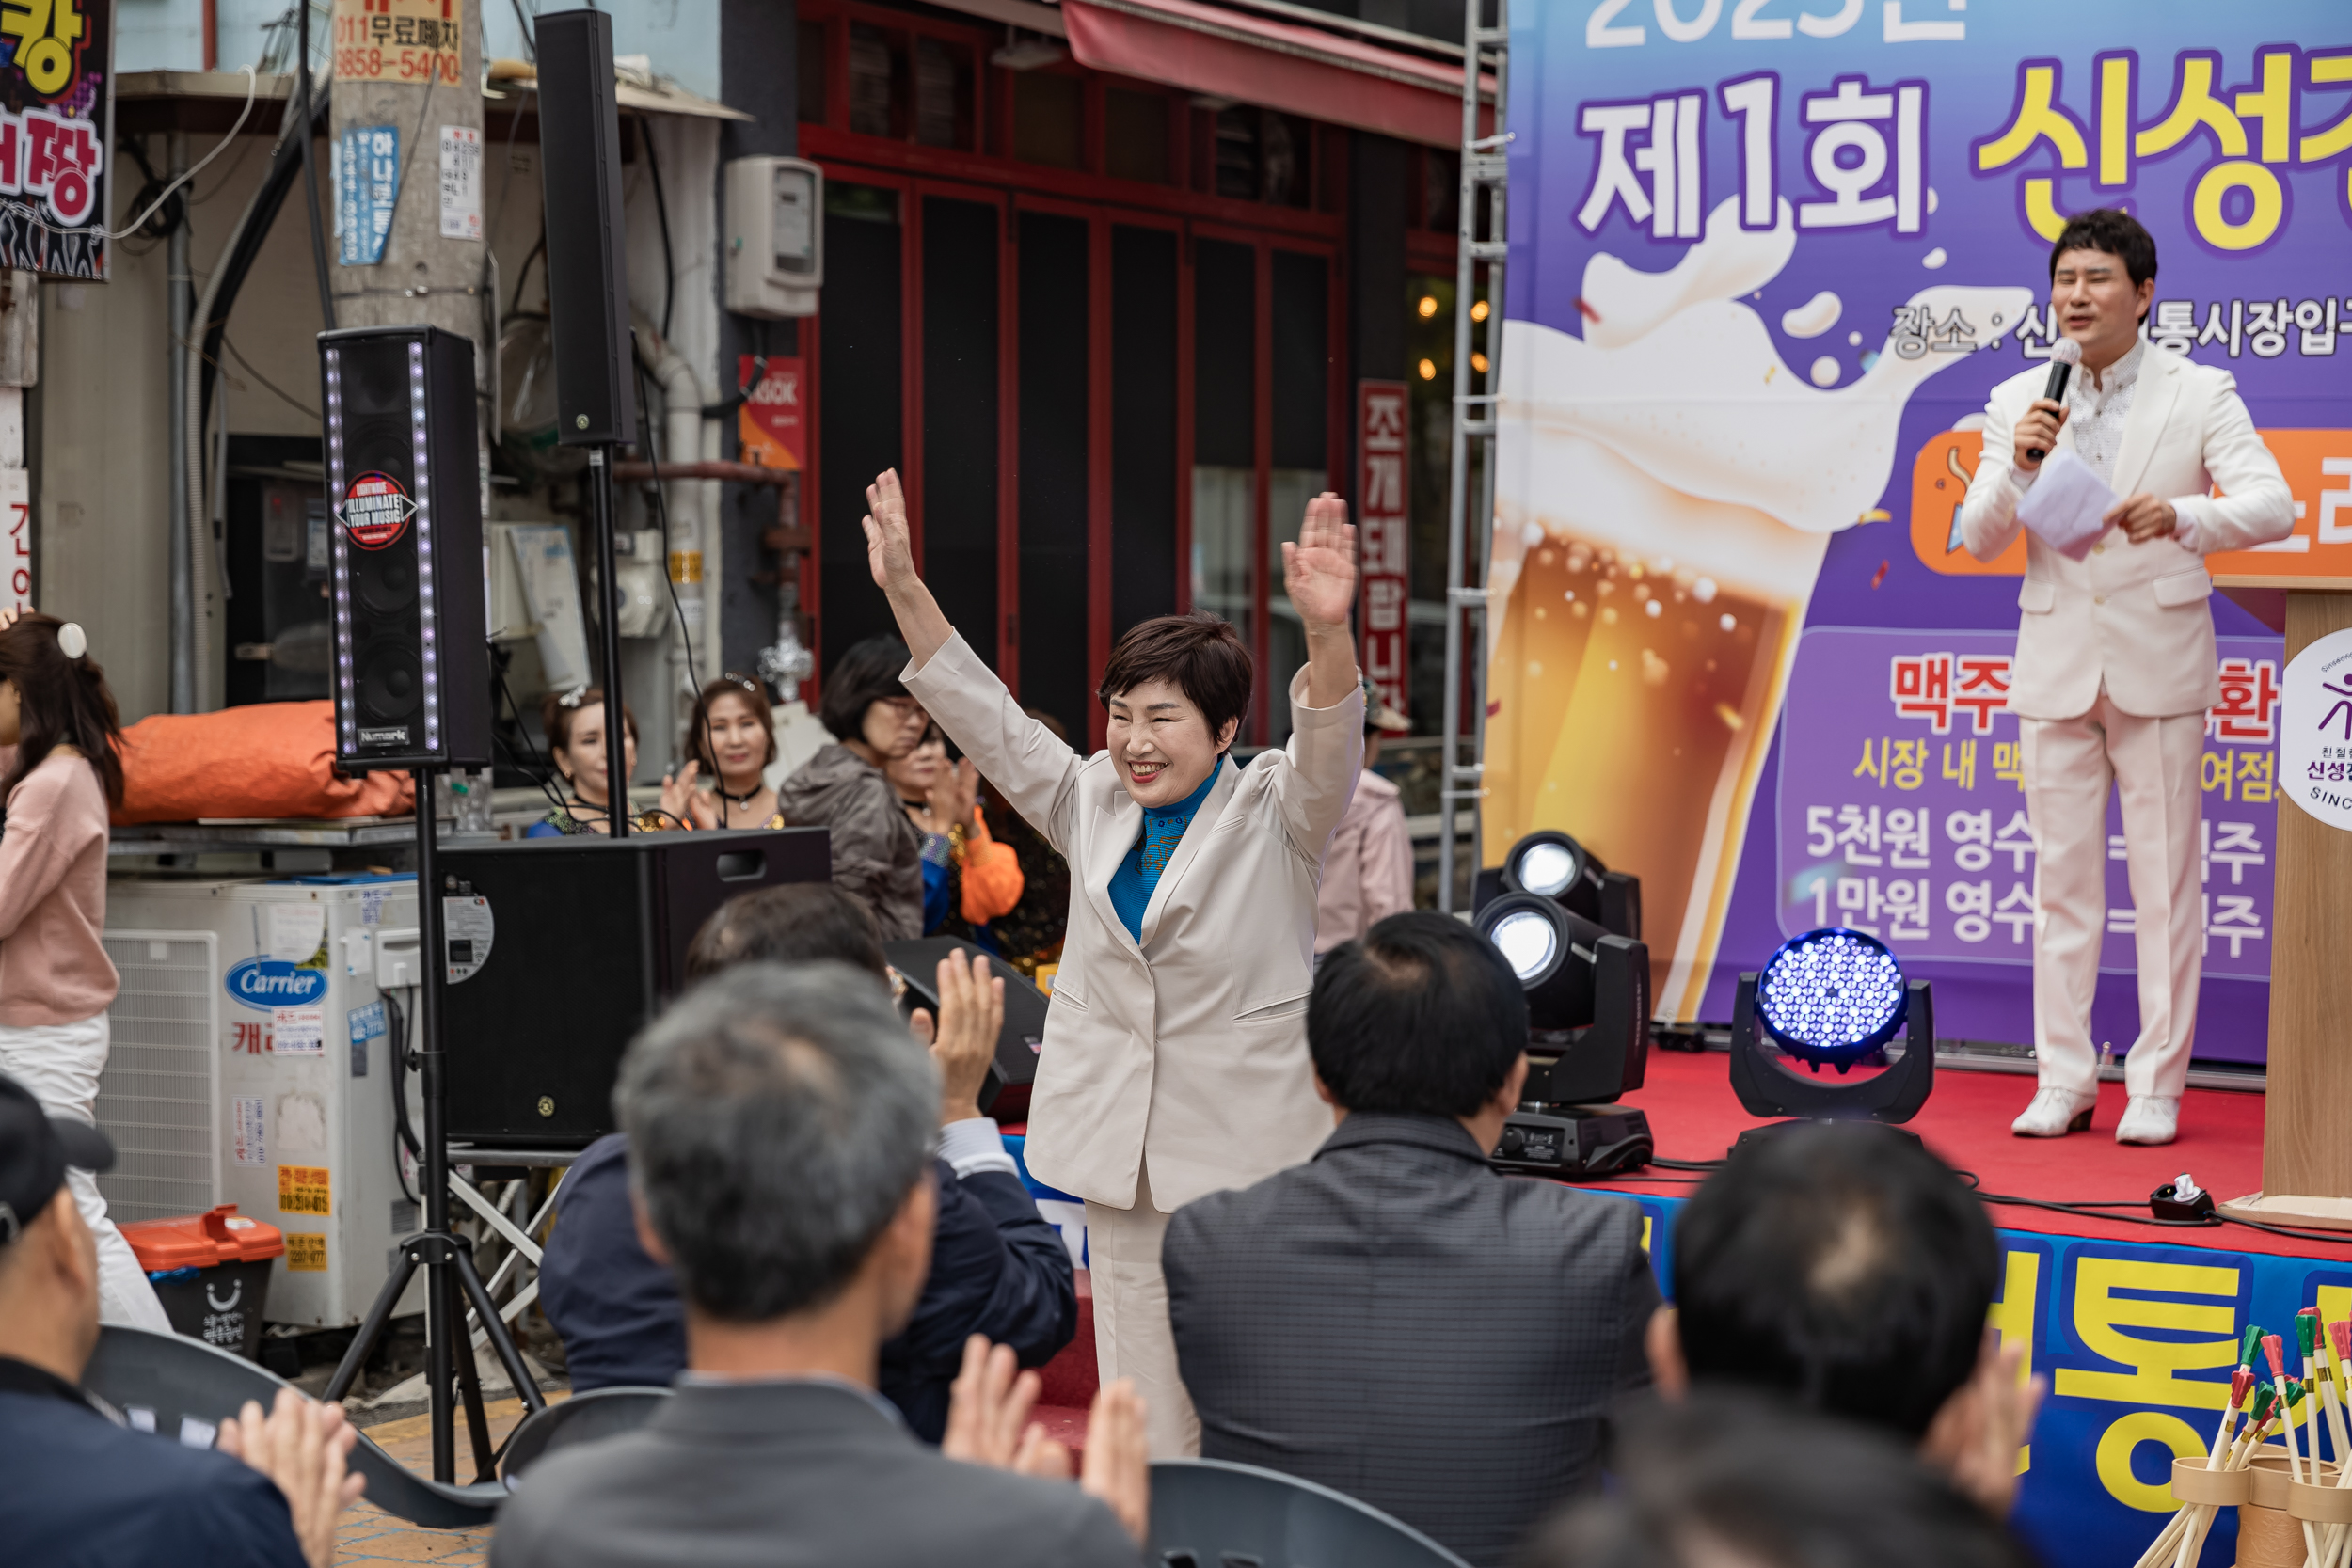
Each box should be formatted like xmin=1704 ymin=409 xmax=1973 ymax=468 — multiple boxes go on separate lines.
xmin=490 ymin=963 xmax=1147 ymax=1568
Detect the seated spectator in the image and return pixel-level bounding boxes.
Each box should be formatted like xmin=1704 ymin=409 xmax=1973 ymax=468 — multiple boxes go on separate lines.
xmin=1518 ymin=1389 xmax=2040 ymax=1568
xmin=1647 ymin=1121 xmax=2043 ymax=1516
xmin=0 ymin=1072 xmax=363 ymax=1568
xmin=492 ymin=965 xmax=1146 ymax=1568
xmin=536 ymin=884 xmax=1076 ymax=1440
xmin=1164 ymin=911 xmax=1659 ymax=1567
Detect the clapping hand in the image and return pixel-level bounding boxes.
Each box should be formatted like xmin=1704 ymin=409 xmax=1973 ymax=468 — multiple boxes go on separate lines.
xmin=1922 ymin=1326 xmax=2046 ymax=1519
xmin=216 ymin=1389 xmax=367 ymax=1568
xmin=943 ymin=1337 xmax=1152 ymax=1545
xmin=929 ymin=755 xmax=981 ymax=833
xmin=925 ymin=947 xmax=1003 ymax=1126
xmin=1281 ymin=493 xmax=1358 ymax=633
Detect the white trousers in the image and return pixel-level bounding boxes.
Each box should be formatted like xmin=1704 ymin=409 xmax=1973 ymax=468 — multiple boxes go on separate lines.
xmin=2020 ymin=691 xmax=2205 ymax=1101
xmin=1082 ymin=1161 xmax=1200 ymax=1461
xmin=0 ymin=1014 xmax=172 ymax=1331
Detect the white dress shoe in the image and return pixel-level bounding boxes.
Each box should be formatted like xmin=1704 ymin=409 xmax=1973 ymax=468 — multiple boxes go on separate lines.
xmin=2116 ymin=1095 xmax=2181 ymax=1146
xmin=2011 ymin=1086 xmax=2097 ymax=1137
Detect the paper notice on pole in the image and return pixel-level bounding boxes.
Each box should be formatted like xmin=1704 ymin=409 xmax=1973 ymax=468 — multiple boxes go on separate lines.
xmin=438 ymin=126 xmax=482 ymax=241
xmin=2014 ymin=450 xmax=2116 ymax=562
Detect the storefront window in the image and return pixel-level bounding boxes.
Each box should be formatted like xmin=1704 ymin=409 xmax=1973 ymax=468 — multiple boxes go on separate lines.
xmin=849 ymin=24 xmax=901 ymax=138
xmin=1105 ymin=88 xmax=1169 ymax=185
xmin=1406 ymin=270 xmax=1487 ymax=736
xmin=914 ymin=38 xmax=973 ymax=150
xmin=1192 ymin=238 xmax=1257 ymax=661
xmin=1014 ymin=71 xmax=1085 ymax=169
xmin=1264 ymin=249 xmax=1328 ymax=746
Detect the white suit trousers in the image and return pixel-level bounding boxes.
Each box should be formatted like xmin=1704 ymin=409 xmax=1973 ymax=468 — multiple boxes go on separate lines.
xmin=1082 ymin=1161 xmax=1200 ymax=1461
xmin=2020 ymin=691 xmax=2206 ymax=1100
xmin=0 ymin=1014 xmax=172 ymax=1330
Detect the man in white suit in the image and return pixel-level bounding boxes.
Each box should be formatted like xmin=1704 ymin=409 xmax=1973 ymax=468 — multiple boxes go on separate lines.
xmin=861 ymin=467 xmax=1362 ymax=1456
xmin=1959 ymin=209 xmax=2293 ymax=1146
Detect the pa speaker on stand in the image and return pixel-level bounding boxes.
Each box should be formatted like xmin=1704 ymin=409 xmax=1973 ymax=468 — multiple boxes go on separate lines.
xmin=317 ymin=323 xmax=546 ymax=1484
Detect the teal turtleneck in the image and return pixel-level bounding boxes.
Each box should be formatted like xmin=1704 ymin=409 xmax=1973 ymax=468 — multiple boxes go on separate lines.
xmin=1105 ymin=754 xmax=1224 ymax=942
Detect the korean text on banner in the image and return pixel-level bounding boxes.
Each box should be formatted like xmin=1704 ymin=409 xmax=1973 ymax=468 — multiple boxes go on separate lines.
xmin=332 ymin=0 xmax=465 ymax=86
xmin=1359 ymin=380 xmax=1409 ymax=720
xmin=0 ymin=0 xmax=114 ymax=279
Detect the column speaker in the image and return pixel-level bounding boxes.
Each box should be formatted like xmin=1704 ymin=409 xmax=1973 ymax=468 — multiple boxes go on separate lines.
xmin=318 ymin=325 xmax=489 ymax=770
xmin=535 ymin=7 xmax=638 ymax=448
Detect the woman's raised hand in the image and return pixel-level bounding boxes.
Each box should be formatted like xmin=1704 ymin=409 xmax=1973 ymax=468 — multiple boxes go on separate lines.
xmin=658 ymin=761 xmax=703 ymax=830
xmin=1281 ymin=492 xmax=1358 ymax=633
xmin=863 ymin=469 xmax=920 ymax=594
xmin=930 ymin=755 xmax=981 ymax=832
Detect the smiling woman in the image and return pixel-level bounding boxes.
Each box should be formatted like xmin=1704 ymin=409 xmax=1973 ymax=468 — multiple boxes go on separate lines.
xmin=862 ymin=467 xmax=1365 ymax=1461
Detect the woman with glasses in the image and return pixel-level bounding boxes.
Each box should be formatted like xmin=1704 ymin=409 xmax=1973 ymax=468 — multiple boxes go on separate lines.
xmin=660 ymin=673 xmax=788 ymax=831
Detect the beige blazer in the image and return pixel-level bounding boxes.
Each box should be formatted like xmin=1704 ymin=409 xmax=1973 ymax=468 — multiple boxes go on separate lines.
xmin=905 ymin=634 xmax=1364 ymax=1212
xmin=1957 ymin=344 xmax=2294 ymax=720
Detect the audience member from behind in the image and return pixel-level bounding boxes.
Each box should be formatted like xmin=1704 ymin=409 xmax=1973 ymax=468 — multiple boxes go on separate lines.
xmin=1651 ymin=1121 xmax=2043 ymax=1516
xmin=1165 ymin=911 xmax=1660 ymax=1567
xmin=1518 ymin=1390 xmax=2041 ymax=1568
xmin=492 ymin=966 xmax=1147 ymax=1568
xmin=0 ymin=609 xmax=167 ymax=1330
xmin=776 ymin=636 xmax=930 ymax=937
xmin=535 ymin=884 xmax=1076 ymax=1438
xmin=0 ymin=1073 xmax=365 ymax=1568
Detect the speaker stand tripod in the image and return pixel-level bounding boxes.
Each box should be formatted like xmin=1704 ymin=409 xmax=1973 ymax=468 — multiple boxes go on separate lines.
xmin=323 ymin=767 xmax=547 ymax=1482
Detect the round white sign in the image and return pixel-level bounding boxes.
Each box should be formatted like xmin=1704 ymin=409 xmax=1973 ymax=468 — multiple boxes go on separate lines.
xmin=2279 ymin=626 xmax=2352 ymax=832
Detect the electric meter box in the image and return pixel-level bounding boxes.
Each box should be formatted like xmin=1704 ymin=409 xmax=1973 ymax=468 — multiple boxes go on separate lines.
xmin=724 ymin=156 xmax=822 ymax=318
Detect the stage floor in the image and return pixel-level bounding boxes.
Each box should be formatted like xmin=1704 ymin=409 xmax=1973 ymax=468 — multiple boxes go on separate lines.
xmin=1590 ymin=1047 xmax=2352 ymax=1259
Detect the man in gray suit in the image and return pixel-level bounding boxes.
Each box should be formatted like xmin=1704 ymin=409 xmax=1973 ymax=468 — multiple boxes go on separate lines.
xmin=1164 ymin=911 xmax=1660 ymax=1567
xmin=492 ymin=963 xmax=1147 ymax=1568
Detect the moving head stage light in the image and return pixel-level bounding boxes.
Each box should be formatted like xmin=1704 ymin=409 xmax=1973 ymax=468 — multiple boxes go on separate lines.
xmin=1729 ymin=927 xmax=1935 ymax=1136
xmin=1480 ymin=830 xmax=1643 ymax=941
xmin=1476 ymin=893 xmax=1653 ymax=1178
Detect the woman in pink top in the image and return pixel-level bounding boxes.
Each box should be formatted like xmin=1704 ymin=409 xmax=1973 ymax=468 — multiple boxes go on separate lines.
xmin=0 ymin=610 xmax=167 ymax=1328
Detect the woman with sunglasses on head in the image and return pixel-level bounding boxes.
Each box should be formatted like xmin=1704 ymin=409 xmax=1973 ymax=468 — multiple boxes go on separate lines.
xmin=886 ymin=723 xmax=1025 ymax=942
xmin=0 ymin=610 xmax=168 ymax=1330
xmin=527 ymin=689 xmax=663 ymax=836
xmin=659 ymin=673 xmax=787 ymax=832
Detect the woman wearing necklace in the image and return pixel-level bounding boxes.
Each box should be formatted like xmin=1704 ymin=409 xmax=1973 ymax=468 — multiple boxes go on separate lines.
xmin=865 ymin=467 xmax=1363 ymax=1459
xmin=659 ymin=673 xmax=787 ymax=831
xmin=527 ymin=689 xmax=660 ymax=836
xmin=886 ymin=724 xmax=1025 ymax=942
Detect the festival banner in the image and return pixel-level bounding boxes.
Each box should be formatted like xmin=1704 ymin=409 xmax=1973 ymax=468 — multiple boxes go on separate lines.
xmin=1496 ymin=3 xmax=2352 ymax=1061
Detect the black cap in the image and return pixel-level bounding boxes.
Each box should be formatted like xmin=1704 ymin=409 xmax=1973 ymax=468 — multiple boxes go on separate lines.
xmin=0 ymin=1073 xmax=114 ymax=1246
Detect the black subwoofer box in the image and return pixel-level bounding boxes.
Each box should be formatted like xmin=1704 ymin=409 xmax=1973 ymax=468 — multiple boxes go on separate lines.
xmin=439 ymin=829 xmax=829 ymax=1148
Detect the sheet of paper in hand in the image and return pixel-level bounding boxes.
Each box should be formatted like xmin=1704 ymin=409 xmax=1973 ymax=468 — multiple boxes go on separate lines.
xmin=2014 ymin=450 xmax=2116 ymax=562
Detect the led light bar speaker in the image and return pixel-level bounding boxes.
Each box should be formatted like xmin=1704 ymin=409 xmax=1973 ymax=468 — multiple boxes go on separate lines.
xmin=883 ymin=937 xmax=1050 ymax=1121
xmin=438 ymin=830 xmax=831 ymax=1148
xmin=319 ymin=325 xmax=490 ymax=770
xmin=535 ymin=7 xmax=638 ymax=448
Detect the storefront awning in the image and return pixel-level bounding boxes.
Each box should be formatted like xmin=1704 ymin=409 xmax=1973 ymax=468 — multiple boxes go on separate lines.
xmin=1061 ymin=0 xmax=1490 ymax=150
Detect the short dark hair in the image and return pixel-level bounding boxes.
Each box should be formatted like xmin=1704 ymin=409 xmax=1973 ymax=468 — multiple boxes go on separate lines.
xmin=615 ymin=962 xmax=937 ymax=1322
xmin=1309 ymin=911 xmax=1528 ymax=1117
xmin=1519 ymin=1390 xmax=2036 ymax=1568
xmin=1096 ymin=612 xmax=1251 ymax=748
xmin=2050 ymin=207 xmax=2157 ymax=314
xmin=1671 ymin=1122 xmax=2000 ymax=1440
xmin=685 ymin=884 xmax=890 ymax=982
xmin=819 ymin=637 xmax=914 ymax=742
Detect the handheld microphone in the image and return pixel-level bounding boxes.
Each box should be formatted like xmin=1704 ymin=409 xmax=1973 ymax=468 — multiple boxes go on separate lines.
xmin=2025 ymin=338 xmax=2081 ymax=464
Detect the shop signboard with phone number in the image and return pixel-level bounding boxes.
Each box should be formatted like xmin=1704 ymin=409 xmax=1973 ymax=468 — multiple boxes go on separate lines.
xmin=332 ymin=0 xmax=465 ymax=87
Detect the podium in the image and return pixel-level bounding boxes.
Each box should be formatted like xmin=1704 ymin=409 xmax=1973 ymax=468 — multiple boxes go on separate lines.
xmin=2213 ymin=574 xmax=2352 ymax=1228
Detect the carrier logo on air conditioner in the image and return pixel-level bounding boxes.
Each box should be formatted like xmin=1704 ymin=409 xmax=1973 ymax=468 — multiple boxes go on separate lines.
xmin=224 ymin=958 xmax=331 ymax=1012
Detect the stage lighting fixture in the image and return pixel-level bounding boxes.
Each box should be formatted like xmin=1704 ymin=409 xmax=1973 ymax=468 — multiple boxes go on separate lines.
xmin=1475 ymin=893 xmax=1654 ymax=1178
xmin=1490 ymin=830 xmax=1643 ymax=941
xmin=1729 ymin=927 xmax=1935 ymax=1132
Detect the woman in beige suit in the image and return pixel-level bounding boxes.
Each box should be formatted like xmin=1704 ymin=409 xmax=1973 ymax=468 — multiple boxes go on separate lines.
xmin=864 ymin=469 xmax=1362 ymax=1457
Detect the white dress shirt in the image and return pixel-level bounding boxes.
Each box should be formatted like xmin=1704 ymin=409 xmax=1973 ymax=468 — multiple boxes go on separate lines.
xmin=2010 ymin=338 xmax=2219 ymax=550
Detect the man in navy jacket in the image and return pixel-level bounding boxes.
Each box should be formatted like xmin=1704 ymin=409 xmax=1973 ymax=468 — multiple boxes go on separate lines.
xmin=538 ymin=886 xmax=1074 ymax=1440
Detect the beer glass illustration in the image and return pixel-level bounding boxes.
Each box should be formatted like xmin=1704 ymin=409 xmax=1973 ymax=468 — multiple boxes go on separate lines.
xmin=1490 ymin=199 xmax=2032 ymax=1019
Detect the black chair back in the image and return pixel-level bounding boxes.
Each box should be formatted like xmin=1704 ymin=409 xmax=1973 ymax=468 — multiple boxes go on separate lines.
xmin=84 ymin=1326 xmax=506 ymax=1529
xmin=1147 ymin=1459 xmax=1474 ymax=1568
xmin=500 ymin=1386 xmax=672 ymax=1484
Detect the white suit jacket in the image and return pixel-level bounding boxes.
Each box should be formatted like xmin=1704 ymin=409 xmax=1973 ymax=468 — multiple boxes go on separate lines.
xmin=905 ymin=634 xmax=1363 ymax=1212
xmin=1957 ymin=345 xmax=2294 ymax=720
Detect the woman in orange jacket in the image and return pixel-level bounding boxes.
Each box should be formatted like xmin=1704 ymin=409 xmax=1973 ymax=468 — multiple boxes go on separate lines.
xmin=888 ymin=723 xmax=1025 ymax=946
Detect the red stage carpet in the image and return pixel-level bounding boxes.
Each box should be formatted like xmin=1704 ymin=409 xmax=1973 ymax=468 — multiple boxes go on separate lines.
xmin=1587 ymin=1048 xmax=2352 ymax=1257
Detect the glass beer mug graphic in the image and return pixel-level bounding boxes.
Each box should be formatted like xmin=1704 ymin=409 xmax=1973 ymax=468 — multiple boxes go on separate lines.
xmin=1489 ymin=198 xmax=2032 ymax=1020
